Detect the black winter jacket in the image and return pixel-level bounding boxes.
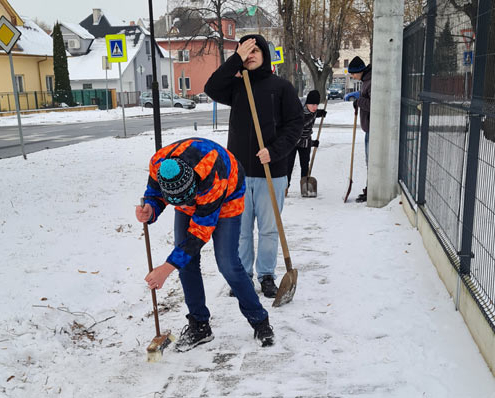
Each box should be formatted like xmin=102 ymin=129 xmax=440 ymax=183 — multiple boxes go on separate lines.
xmin=298 ymin=106 xmax=325 ymax=148
xmin=357 ymin=65 xmax=372 ymax=133
xmin=204 ymin=35 xmax=303 ymax=178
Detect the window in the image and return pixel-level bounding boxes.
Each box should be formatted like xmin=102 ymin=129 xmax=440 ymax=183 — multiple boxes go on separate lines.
xmin=145 ymin=40 xmax=151 ymax=55
xmin=146 ymin=74 xmax=153 ymax=89
xmin=162 ymin=75 xmax=169 ymax=89
xmin=344 ymin=59 xmax=349 ymax=67
xmin=14 ymin=75 xmax=24 ymax=92
xmin=177 ymin=50 xmax=189 ymax=62
xmin=46 ymin=76 xmax=54 ymax=92
xmin=178 ymin=77 xmax=191 ymax=90
xmin=64 ymin=41 xmax=69 ymax=50
xmin=352 ymin=40 xmax=361 ymax=49
xmin=333 ymin=60 xmax=340 ymax=69
xmin=83 ymin=83 xmax=93 ymax=89
xmin=228 ymin=24 xmax=233 ymax=36
xmin=344 ymin=41 xmax=350 ymax=49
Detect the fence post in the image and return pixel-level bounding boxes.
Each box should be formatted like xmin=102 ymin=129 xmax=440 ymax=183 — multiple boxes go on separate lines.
xmin=458 ymin=0 xmax=491 ymax=275
xmin=34 ymin=91 xmax=38 ymax=109
xmin=417 ymin=0 xmax=436 ymax=205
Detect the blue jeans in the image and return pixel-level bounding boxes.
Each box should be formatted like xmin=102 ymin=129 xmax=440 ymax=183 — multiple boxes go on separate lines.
xmin=239 ymin=176 xmax=287 ymax=282
xmin=174 ymin=210 xmax=268 ymax=324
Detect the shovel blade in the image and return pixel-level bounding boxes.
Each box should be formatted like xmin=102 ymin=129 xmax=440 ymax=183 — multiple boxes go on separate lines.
xmin=300 ymin=177 xmax=317 ymax=198
xmin=272 ymin=269 xmax=298 ymax=307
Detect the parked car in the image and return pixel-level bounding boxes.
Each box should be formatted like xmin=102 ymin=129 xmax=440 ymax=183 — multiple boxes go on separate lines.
xmin=139 ymin=91 xmax=196 ymax=109
xmin=195 ymin=93 xmax=211 ymax=103
xmin=327 ymin=83 xmax=345 ymax=100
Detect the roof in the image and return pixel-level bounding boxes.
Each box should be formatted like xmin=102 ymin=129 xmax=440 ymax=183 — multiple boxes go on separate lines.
xmin=0 ymin=0 xmax=23 ymax=26
xmin=60 ymin=22 xmax=94 ymax=40
xmin=11 ymin=18 xmax=53 ymax=56
xmin=68 ymin=33 xmax=143 ymax=81
xmin=102 ymin=11 xmax=127 ymax=27
xmin=223 ymin=6 xmax=276 ymax=29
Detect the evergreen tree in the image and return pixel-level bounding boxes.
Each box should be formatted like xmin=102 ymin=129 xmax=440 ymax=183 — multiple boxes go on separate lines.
xmin=52 ymin=22 xmax=73 ymax=106
xmin=433 ymin=20 xmax=458 ymax=75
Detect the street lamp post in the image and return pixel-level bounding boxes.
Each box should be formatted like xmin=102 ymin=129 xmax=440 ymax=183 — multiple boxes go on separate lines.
xmin=147 ymin=0 xmax=162 ymax=150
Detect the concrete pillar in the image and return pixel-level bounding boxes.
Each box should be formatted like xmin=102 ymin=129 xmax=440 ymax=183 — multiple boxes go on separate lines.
xmin=367 ymin=0 xmax=404 ymax=208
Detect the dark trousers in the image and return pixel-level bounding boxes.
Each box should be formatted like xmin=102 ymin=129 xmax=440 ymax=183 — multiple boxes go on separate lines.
xmin=174 ymin=210 xmax=268 ymax=324
xmin=287 ymin=145 xmax=311 ymax=187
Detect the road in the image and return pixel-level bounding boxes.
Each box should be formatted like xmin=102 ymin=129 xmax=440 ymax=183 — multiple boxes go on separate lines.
xmin=0 ymin=109 xmax=230 ymax=159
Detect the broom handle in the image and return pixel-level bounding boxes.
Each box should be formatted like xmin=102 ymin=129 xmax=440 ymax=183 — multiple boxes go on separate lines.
xmin=349 ymin=109 xmax=358 ymax=180
xmin=141 ymin=198 xmax=161 ymax=337
xmin=308 ymin=97 xmax=329 ymax=177
xmin=242 ymin=70 xmax=292 ymax=272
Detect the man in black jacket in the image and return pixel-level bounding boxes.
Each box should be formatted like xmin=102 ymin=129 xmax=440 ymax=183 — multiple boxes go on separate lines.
xmin=349 ymin=56 xmax=372 ymax=203
xmin=205 ymin=34 xmax=303 ymax=298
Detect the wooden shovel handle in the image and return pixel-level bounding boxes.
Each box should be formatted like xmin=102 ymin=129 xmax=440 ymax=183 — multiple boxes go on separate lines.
xmin=308 ymin=97 xmax=329 ymax=177
xmin=349 ymin=109 xmax=359 ymax=181
xmin=242 ymin=70 xmax=293 ymax=272
xmin=141 ymin=198 xmax=161 ymax=337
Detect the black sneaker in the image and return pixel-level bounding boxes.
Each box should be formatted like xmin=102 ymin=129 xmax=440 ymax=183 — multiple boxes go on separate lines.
xmin=260 ymin=275 xmax=278 ymax=298
xmin=251 ymin=317 xmax=274 ymax=347
xmin=356 ymin=187 xmax=367 ymax=203
xmin=175 ymin=314 xmax=214 ymax=352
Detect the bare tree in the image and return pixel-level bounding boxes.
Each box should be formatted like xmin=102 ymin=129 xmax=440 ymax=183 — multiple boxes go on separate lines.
xmin=34 ymin=18 xmax=52 ymax=34
xmin=155 ymin=0 xmax=249 ymax=64
xmin=297 ymin=0 xmax=355 ymax=97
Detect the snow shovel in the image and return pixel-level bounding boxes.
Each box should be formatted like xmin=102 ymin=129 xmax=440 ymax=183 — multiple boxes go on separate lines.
xmin=242 ymin=70 xmax=297 ymax=307
xmin=343 ymin=107 xmax=359 ymax=203
xmin=140 ymin=198 xmax=175 ymax=362
xmin=301 ymin=97 xmax=329 ymax=197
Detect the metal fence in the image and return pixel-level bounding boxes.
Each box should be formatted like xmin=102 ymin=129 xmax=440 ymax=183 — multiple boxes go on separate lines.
xmin=116 ymin=91 xmax=140 ymax=108
xmin=400 ymin=0 xmax=495 ymax=331
xmin=0 ymin=89 xmax=116 ymax=112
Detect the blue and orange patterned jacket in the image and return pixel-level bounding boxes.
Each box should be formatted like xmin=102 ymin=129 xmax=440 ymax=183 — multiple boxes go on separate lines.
xmin=143 ymin=138 xmax=245 ymax=269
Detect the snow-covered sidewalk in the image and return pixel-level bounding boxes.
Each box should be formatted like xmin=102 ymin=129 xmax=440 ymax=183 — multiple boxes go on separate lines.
xmin=1 ymin=107 xmax=494 ymax=397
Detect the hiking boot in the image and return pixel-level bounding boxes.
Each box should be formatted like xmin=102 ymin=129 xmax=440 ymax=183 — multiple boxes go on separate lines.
xmin=260 ymin=275 xmax=278 ymax=298
xmin=229 ymin=277 xmax=255 ymax=297
xmin=251 ymin=316 xmax=274 ymax=347
xmin=175 ymin=314 xmax=214 ymax=352
xmin=356 ymin=187 xmax=367 ymax=203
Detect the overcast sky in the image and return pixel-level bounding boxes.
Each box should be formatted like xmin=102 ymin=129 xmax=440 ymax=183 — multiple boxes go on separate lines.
xmin=9 ymin=0 xmax=170 ymax=26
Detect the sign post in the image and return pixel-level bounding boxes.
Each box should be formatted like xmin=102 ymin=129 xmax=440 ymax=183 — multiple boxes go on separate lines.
xmin=106 ymin=34 xmax=128 ymax=137
xmin=102 ymin=56 xmax=112 ymax=111
xmin=0 ymin=15 xmax=26 ymax=159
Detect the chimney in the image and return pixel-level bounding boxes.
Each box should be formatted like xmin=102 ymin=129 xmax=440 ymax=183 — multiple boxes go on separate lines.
xmin=93 ymin=9 xmax=102 ymax=25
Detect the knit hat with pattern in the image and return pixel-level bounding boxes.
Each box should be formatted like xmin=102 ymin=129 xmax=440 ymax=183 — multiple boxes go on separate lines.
xmin=157 ymin=158 xmax=197 ymax=206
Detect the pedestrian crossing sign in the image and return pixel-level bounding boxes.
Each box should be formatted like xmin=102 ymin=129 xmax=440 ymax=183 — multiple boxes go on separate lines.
xmin=105 ymin=34 xmax=127 ymax=63
xmin=271 ymin=46 xmax=284 ymax=65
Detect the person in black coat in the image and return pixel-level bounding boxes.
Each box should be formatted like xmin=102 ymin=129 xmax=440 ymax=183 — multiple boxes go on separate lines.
xmin=286 ymin=90 xmax=326 ymax=195
xmin=349 ymin=56 xmax=372 ymax=202
xmin=205 ymin=34 xmax=303 ymax=298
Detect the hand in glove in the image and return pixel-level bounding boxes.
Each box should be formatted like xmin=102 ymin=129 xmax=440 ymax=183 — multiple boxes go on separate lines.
xmin=344 ymin=91 xmax=360 ymax=101
xmin=353 ymin=100 xmax=358 ymax=111
xmin=311 ymin=139 xmax=319 ymax=147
